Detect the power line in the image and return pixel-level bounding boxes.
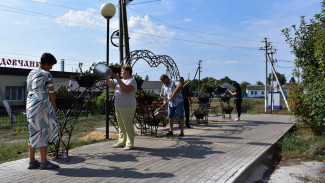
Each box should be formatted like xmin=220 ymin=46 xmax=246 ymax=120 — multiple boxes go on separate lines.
xmin=0 ymin=4 xmax=259 ymax=50
xmin=277 ymin=59 xmax=294 ymax=63
xmin=27 ymin=0 xmax=101 ymax=14
xmin=129 ymin=0 xmax=162 ymax=5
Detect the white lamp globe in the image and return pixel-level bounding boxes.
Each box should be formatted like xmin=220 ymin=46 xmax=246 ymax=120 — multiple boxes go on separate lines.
xmin=100 ymin=3 xmax=116 ymax=19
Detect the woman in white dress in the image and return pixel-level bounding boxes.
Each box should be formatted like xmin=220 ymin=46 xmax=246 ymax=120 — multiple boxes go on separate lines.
xmin=26 ymin=53 xmax=59 ymax=169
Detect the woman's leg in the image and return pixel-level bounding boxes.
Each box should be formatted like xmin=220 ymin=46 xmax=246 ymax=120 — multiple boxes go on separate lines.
xmin=115 ymin=107 xmax=126 ymax=146
xmin=236 ymin=101 xmax=242 ymax=118
xmin=29 ymin=145 xmax=36 ymax=162
xmin=118 ymin=107 xmax=136 ymax=147
xmin=39 ymin=146 xmax=48 ymax=163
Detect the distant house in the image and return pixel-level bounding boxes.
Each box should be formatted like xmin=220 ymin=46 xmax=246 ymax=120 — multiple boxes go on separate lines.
xmin=246 ymin=83 xmax=291 ymax=98
xmin=141 ymin=81 xmax=163 ymax=95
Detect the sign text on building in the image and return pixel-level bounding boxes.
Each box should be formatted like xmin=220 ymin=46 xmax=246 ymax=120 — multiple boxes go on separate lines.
xmin=0 ymin=58 xmax=40 ymax=68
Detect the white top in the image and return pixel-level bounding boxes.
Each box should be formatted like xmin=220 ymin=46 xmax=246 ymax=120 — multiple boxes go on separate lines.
xmin=114 ymin=78 xmax=137 ymax=108
xmin=163 ymin=79 xmax=183 ymax=107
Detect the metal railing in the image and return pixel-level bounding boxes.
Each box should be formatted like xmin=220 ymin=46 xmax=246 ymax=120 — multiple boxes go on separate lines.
xmin=0 ymin=107 xmax=27 ymax=126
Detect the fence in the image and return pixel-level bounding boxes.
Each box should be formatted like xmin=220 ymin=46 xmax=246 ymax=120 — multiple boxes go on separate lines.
xmin=0 ymin=107 xmax=27 ymax=126
xmin=0 ymin=105 xmax=100 ymax=127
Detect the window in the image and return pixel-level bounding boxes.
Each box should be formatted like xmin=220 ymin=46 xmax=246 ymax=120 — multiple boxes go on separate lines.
xmin=262 ymin=91 xmax=264 ymax=95
xmin=255 ymin=91 xmax=257 ymax=95
xmin=5 ymin=86 xmax=25 ymax=101
xmin=251 ymin=91 xmax=253 ymax=95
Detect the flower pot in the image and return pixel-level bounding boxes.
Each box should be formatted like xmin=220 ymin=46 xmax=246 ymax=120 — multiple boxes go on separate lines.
xmin=221 ymin=96 xmax=230 ymax=103
xmin=194 ymin=113 xmax=205 ymax=119
xmin=75 ymin=75 xmax=98 ymax=87
xmin=198 ymin=97 xmax=210 ymax=103
xmin=223 ymin=107 xmax=233 ymax=114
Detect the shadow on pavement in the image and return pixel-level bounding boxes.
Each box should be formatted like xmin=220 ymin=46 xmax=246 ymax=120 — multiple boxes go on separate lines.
xmin=55 ymin=166 xmax=174 ymax=178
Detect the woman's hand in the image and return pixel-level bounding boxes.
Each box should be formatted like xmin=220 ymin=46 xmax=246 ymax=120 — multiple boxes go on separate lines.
xmin=111 ymin=73 xmax=119 ymax=79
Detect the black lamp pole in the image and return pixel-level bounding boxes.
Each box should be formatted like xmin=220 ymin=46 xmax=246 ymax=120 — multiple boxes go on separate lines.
xmin=100 ymin=2 xmax=116 ymax=139
xmin=105 ymin=19 xmax=110 ymax=139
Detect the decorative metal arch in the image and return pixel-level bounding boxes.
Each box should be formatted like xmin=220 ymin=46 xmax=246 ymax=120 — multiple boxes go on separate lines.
xmin=123 ymin=49 xmax=180 ymax=79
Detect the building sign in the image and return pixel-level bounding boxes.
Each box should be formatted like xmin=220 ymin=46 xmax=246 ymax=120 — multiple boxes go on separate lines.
xmin=0 ymin=58 xmax=39 ymax=68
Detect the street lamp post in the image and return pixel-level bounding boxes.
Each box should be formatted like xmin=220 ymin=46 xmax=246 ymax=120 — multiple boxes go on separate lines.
xmin=101 ymin=3 xmax=116 ymax=139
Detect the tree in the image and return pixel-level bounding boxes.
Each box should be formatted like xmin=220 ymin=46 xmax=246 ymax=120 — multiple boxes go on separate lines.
xmin=267 ymin=72 xmax=287 ymax=85
xmin=256 ymin=81 xmax=264 ymax=85
xmin=219 ymin=76 xmax=236 ymax=85
xmin=240 ymin=81 xmax=250 ymax=94
xmin=289 ymin=77 xmax=296 ymax=84
xmin=282 ymin=0 xmax=325 ymax=134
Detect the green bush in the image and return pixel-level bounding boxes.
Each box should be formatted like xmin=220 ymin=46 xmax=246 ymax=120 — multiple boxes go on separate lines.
xmin=283 ymin=3 xmax=325 ymax=135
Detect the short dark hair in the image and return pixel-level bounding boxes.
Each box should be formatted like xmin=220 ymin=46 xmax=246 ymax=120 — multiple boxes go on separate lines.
xmin=160 ymin=74 xmax=168 ymax=81
xmin=40 ymin=53 xmax=57 ymax=65
xmin=121 ymin=65 xmax=133 ymax=75
xmin=234 ymin=82 xmax=240 ymax=89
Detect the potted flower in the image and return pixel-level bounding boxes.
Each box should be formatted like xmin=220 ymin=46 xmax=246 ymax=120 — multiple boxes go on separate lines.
xmin=198 ymin=93 xmax=210 ymax=104
xmin=223 ymin=104 xmax=234 ymax=114
xmin=205 ymin=84 xmax=216 ymax=93
xmin=216 ymin=86 xmax=227 ymax=95
xmin=74 ymin=62 xmax=99 ymax=87
xmin=192 ymin=108 xmax=207 ymax=119
xmin=55 ymin=85 xmax=76 ymax=110
xmin=220 ymin=95 xmax=231 ymax=103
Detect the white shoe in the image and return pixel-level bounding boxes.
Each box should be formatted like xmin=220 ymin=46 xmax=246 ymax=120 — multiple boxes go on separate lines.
xmin=234 ymin=118 xmax=240 ymax=121
xmin=113 ymin=143 xmax=123 ymax=148
xmin=123 ymin=146 xmax=133 ymax=150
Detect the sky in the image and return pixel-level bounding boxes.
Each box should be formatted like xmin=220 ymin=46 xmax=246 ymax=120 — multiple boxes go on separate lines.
xmin=0 ymin=0 xmax=323 ymax=85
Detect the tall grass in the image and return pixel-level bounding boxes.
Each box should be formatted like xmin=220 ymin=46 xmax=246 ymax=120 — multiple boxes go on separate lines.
xmin=277 ymin=125 xmax=325 ymax=161
xmin=0 ymin=115 xmax=110 ymax=163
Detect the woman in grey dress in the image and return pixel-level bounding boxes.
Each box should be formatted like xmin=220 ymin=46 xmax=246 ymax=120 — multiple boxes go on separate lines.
xmin=26 ymin=53 xmax=59 ymax=169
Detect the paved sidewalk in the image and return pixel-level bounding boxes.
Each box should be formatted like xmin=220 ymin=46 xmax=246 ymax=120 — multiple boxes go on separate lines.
xmin=0 ymin=114 xmax=294 ymax=183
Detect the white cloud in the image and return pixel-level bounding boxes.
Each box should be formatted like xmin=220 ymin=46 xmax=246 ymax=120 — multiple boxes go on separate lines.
xmin=14 ymin=20 xmax=30 ymax=25
xmin=184 ymin=18 xmax=192 ymax=22
xmin=55 ymin=8 xmax=103 ymax=27
xmin=128 ymin=15 xmax=175 ymax=45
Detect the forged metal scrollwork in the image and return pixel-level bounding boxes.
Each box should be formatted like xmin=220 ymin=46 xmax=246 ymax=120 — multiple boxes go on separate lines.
xmin=123 ymin=49 xmax=180 ymax=79
xmin=48 ymin=80 xmax=118 ymax=158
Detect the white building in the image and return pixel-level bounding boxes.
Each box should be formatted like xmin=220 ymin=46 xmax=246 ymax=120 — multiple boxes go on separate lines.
xmin=141 ymin=81 xmax=163 ymax=95
xmin=246 ymin=83 xmax=290 ymax=98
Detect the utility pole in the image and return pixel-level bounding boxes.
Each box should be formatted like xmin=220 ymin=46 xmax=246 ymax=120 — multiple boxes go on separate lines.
xmin=260 ymin=38 xmax=269 ymax=113
xmin=267 ymin=53 xmax=290 ymax=112
xmin=118 ymin=0 xmax=131 ymax=65
xmin=198 ymin=60 xmax=202 ymax=98
xmin=118 ymin=0 xmax=124 ymax=65
xmin=269 ymin=46 xmax=276 ymax=114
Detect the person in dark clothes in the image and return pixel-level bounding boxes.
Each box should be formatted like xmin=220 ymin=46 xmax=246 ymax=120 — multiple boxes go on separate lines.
xmin=227 ymin=83 xmax=242 ymax=121
xmin=179 ymin=77 xmax=192 ymax=128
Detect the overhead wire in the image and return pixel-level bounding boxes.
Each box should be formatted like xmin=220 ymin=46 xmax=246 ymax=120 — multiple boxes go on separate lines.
xmin=1 ymin=1 xmax=295 ymax=79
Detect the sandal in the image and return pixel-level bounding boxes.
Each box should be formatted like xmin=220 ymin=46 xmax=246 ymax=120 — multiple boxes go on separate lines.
xmin=40 ymin=161 xmax=59 ymax=170
xmin=28 ymin=160 xmax=40 ymax=169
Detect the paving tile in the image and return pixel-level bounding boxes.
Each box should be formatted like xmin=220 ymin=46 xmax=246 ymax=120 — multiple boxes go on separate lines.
xmin=0 ymin=114 xmax=293 ymax=183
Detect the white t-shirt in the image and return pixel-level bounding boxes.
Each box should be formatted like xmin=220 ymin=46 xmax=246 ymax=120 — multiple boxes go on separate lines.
xmin=114 ymin=78 xmax=137 ymax=108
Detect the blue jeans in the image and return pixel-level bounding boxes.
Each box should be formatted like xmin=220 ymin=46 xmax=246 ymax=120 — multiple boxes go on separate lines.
xmin=168 ymin=102 xmax=184 ymax=119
